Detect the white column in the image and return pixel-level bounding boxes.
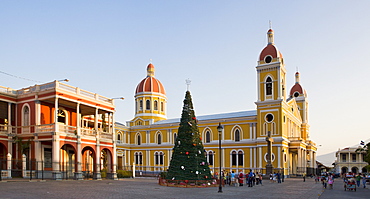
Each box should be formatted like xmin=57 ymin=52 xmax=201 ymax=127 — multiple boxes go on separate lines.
xmin=297 ymin=148 xmax=301 ymax=172
xmin=111 ymin=113 xmax=117 ymax=179
xmin=249 ymin=148 xmax=253 ymax=168
xmin=146 ymin=150 xmax=150 ymax=171
xmin=259 ymin=147 xmax=262 ymax=169
xmin=253 ymin=123 xmax=256 ymax=139
xmin=35 ymin=100 xmax=41 ymax=126
xmin=54 ymin=97 xmax=59 ymax=132
xmin=278 ymin=69 xmax=281 ymax=99
xmin=74 ymin=102 xmax=82 ymax=180
xmin=127 ymin=150 xmax=131 ymax=167
xmin=94 ymin=108 xmax=99 ymax=131
xmin=52 ymin=132 xmax=60 ymax=179
xmin=7 ymin=102 xmax=12 ymax=134
xmin=253 ymin=147 xmax=257 ymax=169
xmin=257 ymin=71 xmax=261 ymax=101
xmin=76 ymin=103 xmax=81 ymax=134
xmin=7 ymin=153 xmax=12 ymax=178
xmin=277 ymin=146 xmax=281 ymax=168
xmin=34 ymin=137 xmax=42 ymax=172
xmin=249 ymin=124 xmax=252 ymax=140
xmin=95 ymin=142 xmax=101 ymax=180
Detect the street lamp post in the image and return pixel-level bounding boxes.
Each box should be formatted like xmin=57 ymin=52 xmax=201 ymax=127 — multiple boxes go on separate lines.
xmin=217 ymin=123 xmax=223 ymax=193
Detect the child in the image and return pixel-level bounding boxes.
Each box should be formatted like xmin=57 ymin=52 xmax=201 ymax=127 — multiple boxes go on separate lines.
xmin=328 ymin=176 xmax=333 ymax=189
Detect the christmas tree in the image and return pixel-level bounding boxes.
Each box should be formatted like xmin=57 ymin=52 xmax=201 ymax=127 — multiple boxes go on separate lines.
xmin=166 ymin=91 xmax=212 ymax=182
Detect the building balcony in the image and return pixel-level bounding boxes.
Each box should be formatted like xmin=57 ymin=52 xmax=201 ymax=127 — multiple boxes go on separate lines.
xmin=1 ymin=81 xmax=114 ymax=106
xmin=7 ymin=123 xmax=113 ymax=141
xmin=0 ymin=124 xmax=15 ymax=135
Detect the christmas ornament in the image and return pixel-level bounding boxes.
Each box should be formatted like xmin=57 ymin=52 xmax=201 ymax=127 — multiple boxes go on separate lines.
xmin=195 ymin=171 xmax=199 ymax=174
xmin=181 ymin=166 xmax=185 ymax=170
xmin=185 ymin=152 xmax=189 ymax=155
xmin=192 ymin=117 xmax=196 ymax=120
xmin=193 ymin=144 xmax=196 ymax=146
xmin=188 ymin=122 xmax=192 ymax=126
xmin=172 ymin=177 xmax=175 ymax=180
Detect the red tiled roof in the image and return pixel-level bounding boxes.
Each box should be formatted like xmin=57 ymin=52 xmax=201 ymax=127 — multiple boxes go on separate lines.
xmin=135 ymin=76 xmax=166 ymax=95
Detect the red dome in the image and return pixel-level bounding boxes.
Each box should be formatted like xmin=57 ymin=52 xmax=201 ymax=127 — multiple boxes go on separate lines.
xmin=135 ymin=76 xmax=166 ymax=95
xmin=259 ymin=44 xmax=283 ymax=61
xmin=135 ymin=63 xmax=166 ymax=95
xmin=290 ymin=83 xmax=303 ymax=96
xmin=259 ymin=28 xmax=283 ymax=62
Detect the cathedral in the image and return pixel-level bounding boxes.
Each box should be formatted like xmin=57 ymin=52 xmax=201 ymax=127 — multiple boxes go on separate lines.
xmin=115 ymin=28 xmax=318 ymax=177
xmin=0 ymin=28 xmax=317 ymax=180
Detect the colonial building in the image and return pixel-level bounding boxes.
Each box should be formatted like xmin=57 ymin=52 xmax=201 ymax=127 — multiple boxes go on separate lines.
xmin=0 ymin=80 xmax=117 ymax=180
xmin=334 ymin=147 xmax=368 ymax=174
xmin=116 ymin=28 xmax=318 ymax=177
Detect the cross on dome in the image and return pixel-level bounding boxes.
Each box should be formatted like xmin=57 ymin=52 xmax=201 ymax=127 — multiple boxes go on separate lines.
xmin=185 ymin=79 xmax=191 ymax=91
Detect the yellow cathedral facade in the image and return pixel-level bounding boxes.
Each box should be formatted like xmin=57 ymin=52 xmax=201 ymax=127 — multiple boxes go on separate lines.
xmin=115 ymin=29 xmax=317 ymax=177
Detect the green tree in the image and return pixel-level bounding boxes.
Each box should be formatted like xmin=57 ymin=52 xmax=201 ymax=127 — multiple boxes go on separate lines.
xmin=166 ymin=91 xmax=212 ymax=181
xmin=356 ymin=142 xmax=370 ymax=164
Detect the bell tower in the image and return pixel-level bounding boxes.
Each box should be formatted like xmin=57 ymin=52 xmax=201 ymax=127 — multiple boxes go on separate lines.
xmin=256 ymin=29 xmax=287 ymax=102
xmin=255 ymin=28 xmax=287 ymax=138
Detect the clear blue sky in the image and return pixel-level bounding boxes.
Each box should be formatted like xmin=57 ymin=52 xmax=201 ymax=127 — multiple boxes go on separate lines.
xmin=1 ymin=1 xmax=369 ymax=158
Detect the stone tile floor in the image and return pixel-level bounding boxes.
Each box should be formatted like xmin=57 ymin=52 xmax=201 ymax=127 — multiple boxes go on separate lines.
xmin=0 ymin=177 xmax=368 ymax=199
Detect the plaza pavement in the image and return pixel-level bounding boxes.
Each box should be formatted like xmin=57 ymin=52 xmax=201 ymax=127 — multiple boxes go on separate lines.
xmin=0 ymin=177 xmax=369 ymax=199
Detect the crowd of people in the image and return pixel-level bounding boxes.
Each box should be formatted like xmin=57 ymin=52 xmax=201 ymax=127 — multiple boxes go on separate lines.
xmin=214 ymin=170 xmax=285 ymax=187
xmin=313 ymin=172 xmax=368 ymax=189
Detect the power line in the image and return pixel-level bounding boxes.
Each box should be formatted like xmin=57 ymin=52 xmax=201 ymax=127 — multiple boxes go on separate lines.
xmin=0 ymin=70 xmax=43 ymax=83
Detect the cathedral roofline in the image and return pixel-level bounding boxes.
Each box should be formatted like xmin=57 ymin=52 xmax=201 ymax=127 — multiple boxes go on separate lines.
xmin=154 ymin=110 xmax=257 ymax=125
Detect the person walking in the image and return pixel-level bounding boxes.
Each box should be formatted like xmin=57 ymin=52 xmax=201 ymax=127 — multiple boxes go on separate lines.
xmin=248 ymin=170 xmax=254 ymax=187
xmin=255 ymin=172 xmax=260 ymax=185
xmin=238 ymin=172 xmax=244 ymax=186
xmin=328 ymin=175 xmax=334 ymax=189
xmin=356 ymin=173 xmax=361 ymax=187
xmin=259 ymin=173 xmax=263 ymax=185
xmin=230 ymin=171 xmax=236 ymax=186
xmin=362 ymin=174 xmax=367 ymax=188
xmin=277 ymin=172 xmax=282 ymax=183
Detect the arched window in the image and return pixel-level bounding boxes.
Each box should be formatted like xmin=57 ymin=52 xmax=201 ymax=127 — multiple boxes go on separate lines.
xmin=154 ymin=101 xmax=158 ymax=110
xmin=157 ymin=133 xmax=162 ymax=145
xmin=266 ymin=77 xmax=272 ymax=95
xmin=231 ymin=151 xmax=237 ymax=166
xmin=117 ymin=133 xmax=122 ymax=141
xmin=238 ymin=151 xmax=244 ymax=166
xmin=205 ymin=131 xmax=211 ymax=143
xmin=159 ymin=152 xmax=164 ymax=165
xmin=135 ymin=152 xmax=143 ymax=165
xmin=173 ymin=133 xmax=177 ymax=144
xmin=23 ymin=106 xmax=30 ymax=126
xmin=155 ymin=152 xmax=159 ymax=165
xmin=146 ymin=100 xmax=150 ymax=110
xmin=161 ymin=102 xmax=164 ymax=112
xmin=208 ymin=151 xmax=213 ymax=165
xmin=137 ymin=134 xmax=141 ymax=145
xmin=139 ymin=100 xmax=143 ymax=110
xmin=234 ymin=129 xmax=240 ymax=142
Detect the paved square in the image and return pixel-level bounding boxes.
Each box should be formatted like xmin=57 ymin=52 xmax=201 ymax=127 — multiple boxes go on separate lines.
xmin=0 ymin=177 xmax=368 ymax=198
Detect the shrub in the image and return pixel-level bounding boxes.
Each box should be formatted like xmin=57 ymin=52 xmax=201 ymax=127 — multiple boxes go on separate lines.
xmin=159 ymin=171 xmax=167 ymax=178
xmin=117 ymin=170 xmax=133 ymax=178
xmin=101 ymin=169 xmax=107 ymax=178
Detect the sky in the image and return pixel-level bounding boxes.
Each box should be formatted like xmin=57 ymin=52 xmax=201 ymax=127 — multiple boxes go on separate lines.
xmin=1 ymin=1 xmax=370 ymax=161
